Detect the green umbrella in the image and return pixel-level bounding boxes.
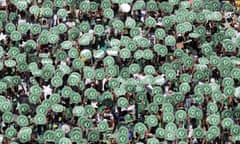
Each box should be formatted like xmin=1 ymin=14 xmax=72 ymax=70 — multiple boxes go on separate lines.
xmin=145 ymin=16 xmax=156 ymax=27
xmin=18 ymin=23 xmax=29 ymax=33
xmin=148 ymin=103 xmax=159 ymax=114
xmin=54 ymin=0 xmax=64 ymax=7
xmin=163 ymin=112 xmax=175 ymax=123
xmin=155 ymin=28 xmax=166 ymax=40
xmin=98 ymin=121 xmax=109 ymax=132
xmin=51 ymin=76 xmax=63 ymax=88
xmin=88 ymin=130 xmax=99 ymax=142
xmin=223 ymin=2 xmax=234 ymax=11
xmin=108 ymin=78 xmax=120 ymax=88
xmin=4 ymin=59 xmax=16 ymax=68
xmin=84 ymin=88 xmax=98 ymax=100
xmin=16 ymin=1 xmax=28 ymax=11
xmin=52 ymin=104 xmax=64 ymax=113
xmin=106 ymin=65 xmax=119 ymax=77
xmin=165 ymin=69 xmax=176 ymax=80
xmin=42 ymin=0 xmax=53 ymax=8
xmin=34 ymin=114 xmax=47 ymax=125
xmin=231 ymin=68 xmax=240 ymax=79
xmin=130 ymin=28 xmax=140 ymax=38
xmin=221 ymin=118 xmax=233 ymax=129
xmin=81 ymin=49 xmax=92 ymax=59
xmin=1 ymin=101 xmax=12 ymax=112
xmin=146 ymin=115 xmax=158 ymax=127
xmin=2 ymin=112 xmax=14 ymax=123
xmin=8 ymin=47 xmax=20 ymax=58
xmin=29 ymin=93 xmax=40 ymax=104
xmin=94 ymin=24 xmax=104 ymax=35
xmin=0 ymin=10 xmax=7 ymax=21
xmin=49 ymin=93 xmax=61 ymax=104
xmin=29 ymin=5 xmax=40 ymax=15
xmin=57 ymin=23 xmax=67 ymax=34
xmin=44 ymin=130 xmax=55 ymax=142
xmin=68 ymin=74 xmax=80 ymax=86
xmin=72 ymin=58 xmax=84 ymax=70
xmin=19 ymin=104 xmax=30 ymax=115
xmin=206 ymin=130 xmax=216 ymax=141
xmin=59 ymin=137 xmax=72 ymax=144
xmin=120 ymin=48 xmax=131 ymax=59
xmin=80 ymin=1 xmax=90 ymax=11
xmin=176 ymin=128 xmax=187 ymax=139
xmin=207 ymin=114 xmax=220 ymax=126
xmin=144 ymin=65 xmax=156 ymax=75
xmin=117 ymin=97 xmax=128 ymax=108
xmin=42 ymin=8 xmax=53 ymax=17
xmin=11 ymin=31 xmax=22 ymax=41
xmin=18 ymin=127 xmax=32 ymax=143
xmin=57 ymin=9 xmax=67 ymax=18
xmin=17 ymin=115 xmax=29 ymax=127
xmin=134 ymin=122 xmax=147 ymax=139
xmin=179 ymin=83 xmax=190 ymax=93
xmin=5 ymin=126 xmax=17 ymax=138
xmin=143 ymin=49 xmax=154 ymax=60
xmin=183 ymin=56 xmax=194 ymax=67
xmin=133 ymin=0 xmax=145 ymax=10
xmin=208 ymin=126 xmax=220 ymax=137
xmin=153 ymin=94 xmax=164 ymax=105
xmin=224 ymin=86 xmax=235 ymax=97
xmin=61 ymin=86 xmax=72 ymax=98
xmin=193 ymin=128 xmax=204 ymax=138
xmin=231 ymin=125 xmax=240 ymax=136
xmin=156 ymin=127 xmax=165 ymax=138
xmin=103 ymin=8 xmax=114 ymax=19
xmin=146 ymin=0 xmax=157 ymax=11
xmin=93 ymin=49 xmax=105 ymax=59
xmin=90 ymin=2 xmax=98 ymax=12
xmin=134 ymin=49 xmax=143 ymax=60
xmin=147 ymin=138 xmax=159 ymax=144
xmin=129 ymin=63 xmax=140 ymax=74
xmin=5 ymin=23 xmax=16 ymax=33
xmin=95 ymin=68 xmax=105 ymax=80
xmin=79 ymin=21 xmax=90 ymax=33
xmin=84 ymin=105 xmax=96 ymax=117
xmin=113 ymin=20 xmax=124 ymax=30
xmin=125 ymin=17 xmax=136 ymax=29
xmin=165 ymin=35 xmax=176 ymax=46
xmin=72 ymin=106 xmax=85 ymax=117
xmin=30 ymin=24 xmax=41 ymax=35
xmin=70 ymin=92 xmax=81 ymax=104
xmin=119 ymin=126 xmax=129 ymax=135
xmin=36 ymin=105 xmax=48 ymax=115
xmin=48 ymin=34 xmax=59 ymax=44
xmin=68 ymin=28 xmax=80 ymax=40
xmin=175 ymin=110 xmax=187 ymax=121
xmin=165 ymin=130 xmax=176 ymax=141
xmin=104 ymin=56 xmax=115 ymax=66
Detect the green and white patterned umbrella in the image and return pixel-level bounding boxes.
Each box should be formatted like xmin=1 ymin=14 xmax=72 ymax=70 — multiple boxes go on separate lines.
xmin=231 ymin=125 xmax=240 ymax=136
xmin=145 ymin=16 xmax=156 ymax=27
xmin=133 ymin=0 xmax=145 ymax=10
xmin=18 ymin=127 xmax=32 ymax=143
xmin=5 ymin=126 xmax=17 ymax=138
xmin=98 ymin=121 xmax=109 ymax=132
xmin=155 ymin=127 xmax=165 ymax=138
xmin=2 ymin=112 xmax=14 ymax=123
xmin=144 ymin=65 xmax=156 ymax=75
xmin=29 ymin=5 xmax=40 ymax=15
xmin=207 ymin=114 xmax=220 ymax=126
xmin=88 ymin=130 xmax=99 ymax=142
xmin=19 ymin=104 xmax=30 ymax=115
xmin=80 ymin=1 xmax=90 ymax=11
xmin=4 ymin=59 xmax=16 ymax=68
xmin=120 ymin=48 xmax=131 ymax=59
xmin=57 ymin=9 xmax=67 ymax=18
xmin=84 ymin=87 xmax=98 ymax=100
xmin=72 ymin=106 xmax=85 ymax=117
xmin=193 ymin=127 xmax=204 ymax=138
xmin=147 ymin=138 xmax=159 ymax=144
xmin=165 ymin=35 xmax=176 ymax=46
xmin=148 ymin=103 xmax=159 ymax=114
xmin=113 ymin=20 xmax=124 ymax=31
xmin=17 ymin=115 xmax=29 ymax=127
xmin=104 ymin=8 xmax=114 ymax=19
xmin=59 ymin=137 xmax=72 ymax=144
xmin=163 ymin=112 xmax=175 ymax=123
xmin=221 ymin=118 xmax=233 ymax=129
xmin=117 ymin=97 xmax=128 ymax=108
xmin=34 ymin=114 xmax=47 ymax=125
xmin=51 ymin=76 xmax=63 ymax=88
xmin=0 ymin=10 xmax=7 ymax=21
xmin=16 ymin=1 xmax=28 ymax=11
xmin=104 ymin=56 xmax=115 ymax=66
xmin=179 ymin=83 xmax=190 ymax=93
xmin=11 ymin=31 xmax=22 ymax=41
xmin=52 ymin=104 xmax=64 ymax=113
xmin=209 ymin=126 xmax=220 ymax=137
xmin=30 ymin=24 xmax=41 ymax=35
xmin=42 ymin=8 xmax=53 ymax=17
xmin=18 ymin=23 xmax=29 ymax=33
xmin=146 ymin=0 xmax=157 ymax=11
xmin=84 ymin=105 xmax=96 ymax=117
xmin=106 ymin=65 xmax=119 ymax=77
xmin=5 ymin=23 xmax=16 ymax=33
xmin=44 ymin=130 xmax=55 ymax=142
xmin=175 ymin=110 xmax=187 ymax=121
xmin=90 ymin=2 xmax=98 ymax=12
xmin=176 ymin=128 xmax=187 ymax=139
xmin=146 ymin=115 xmax=158 ymax=127
xmin=155 ymin=28 xmax=166 ymax=40
xmin=125 ymin=17 xmax=136 ymax=29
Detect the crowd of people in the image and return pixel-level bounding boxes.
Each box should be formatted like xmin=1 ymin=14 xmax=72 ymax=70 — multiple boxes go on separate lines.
xmin=0 ymin=0 xmax=240 ymax=143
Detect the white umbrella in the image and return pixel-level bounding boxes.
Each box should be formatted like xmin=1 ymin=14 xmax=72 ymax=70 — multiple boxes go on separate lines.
xmin=119 ymin=4 xmax=131 ymax=13
xmin=61 ymin=124 xmax=70 ymax=133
